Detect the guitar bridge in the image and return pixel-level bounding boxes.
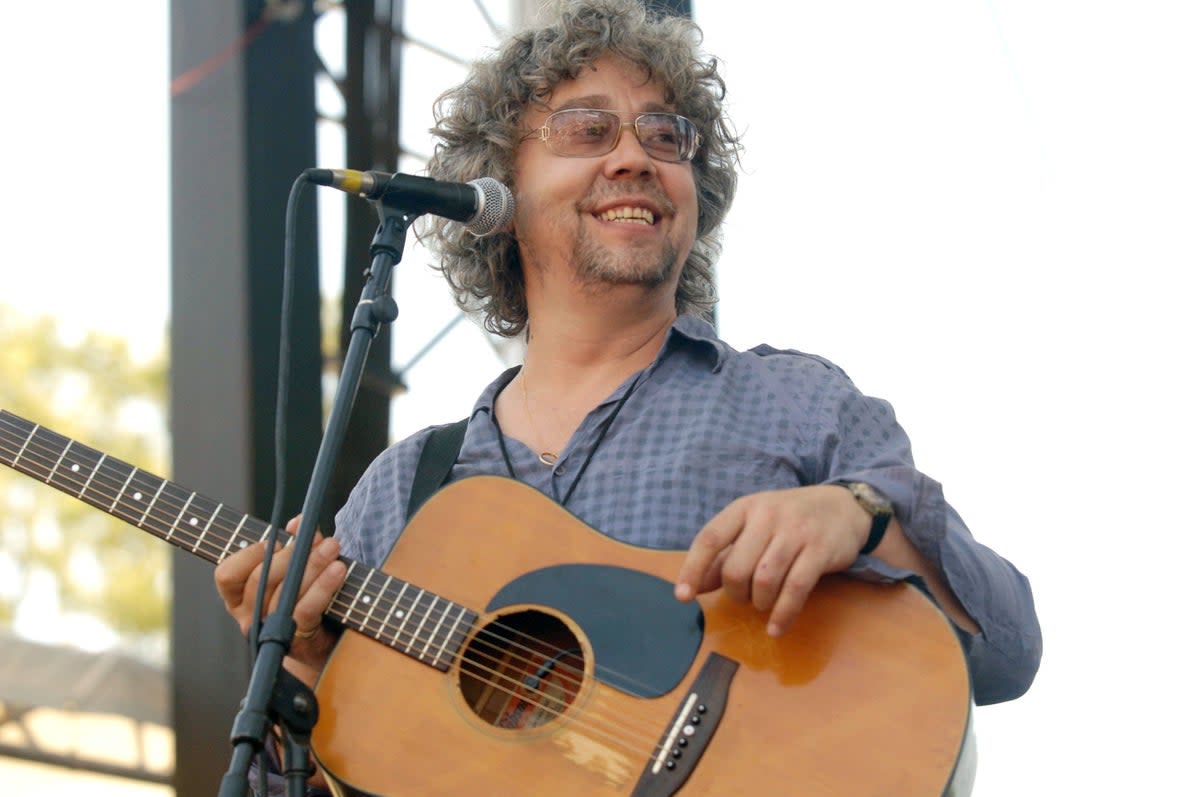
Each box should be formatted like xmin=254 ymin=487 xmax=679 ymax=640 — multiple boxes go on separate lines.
xmin=631 ymin=652 xmax=738 ymax=796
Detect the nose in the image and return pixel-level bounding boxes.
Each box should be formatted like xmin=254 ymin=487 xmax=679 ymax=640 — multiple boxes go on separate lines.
xmin=603 ymin=122 xmax=656 ymax=179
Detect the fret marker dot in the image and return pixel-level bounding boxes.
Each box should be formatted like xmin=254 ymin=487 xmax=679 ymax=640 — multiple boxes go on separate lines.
xmin=361 ymin=596 xmax=371 ymax=604
xmin=238 ymin=540 xmax=248 ymax=549
xmin=70 ymin=464 xmax=80 ymax=472
xmin=394 ymin=611 xmax=405 ymax=619
xmin=189 ymin=517 xmax=199 ymax=526
xmin=134 ymin=492 xmax=143 ymax=501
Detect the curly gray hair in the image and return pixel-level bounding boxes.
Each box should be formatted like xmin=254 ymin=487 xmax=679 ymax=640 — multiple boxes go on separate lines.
xmin=423 ymin=0 xmax=741 ymax=336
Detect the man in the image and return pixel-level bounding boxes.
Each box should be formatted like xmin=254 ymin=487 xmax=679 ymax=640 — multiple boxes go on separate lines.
xmin=216 ymin=0 xmax=1041 ymax=793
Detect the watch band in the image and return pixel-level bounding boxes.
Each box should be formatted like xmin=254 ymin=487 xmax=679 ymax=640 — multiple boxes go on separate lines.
xmin=832 ymin=481 xmax=893 ymax=555
xmin=860 ymin=510 xmax=891 ymax=555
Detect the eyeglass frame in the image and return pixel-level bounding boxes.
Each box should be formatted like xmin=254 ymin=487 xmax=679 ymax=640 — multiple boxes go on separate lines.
xmin=520 ymin=108 xmax=703 ymax=163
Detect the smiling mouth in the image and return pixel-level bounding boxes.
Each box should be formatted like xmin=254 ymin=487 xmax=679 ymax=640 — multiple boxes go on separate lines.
xmin=595 ymin=206 xmax=657 ymax=225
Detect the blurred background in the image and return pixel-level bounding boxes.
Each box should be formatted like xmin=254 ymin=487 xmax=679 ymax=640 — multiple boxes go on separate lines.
xmin=1 ymin=1 xmax=1196 ymax=794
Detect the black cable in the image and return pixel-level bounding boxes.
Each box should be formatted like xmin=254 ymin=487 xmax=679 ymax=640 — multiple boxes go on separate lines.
xmin=245 ymin=172 xmax=312 ymax=796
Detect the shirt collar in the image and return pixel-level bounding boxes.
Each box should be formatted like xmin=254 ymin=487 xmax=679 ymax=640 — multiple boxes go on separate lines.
xmin=664 ymin=313 xmax=728 ymax=373
xmin=471 ymin=313 xmax=728 ymax=419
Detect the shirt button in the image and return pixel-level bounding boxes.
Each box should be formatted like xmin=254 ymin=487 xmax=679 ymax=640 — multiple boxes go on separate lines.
xmin=554 ymin=465 xmax=566 ymax=476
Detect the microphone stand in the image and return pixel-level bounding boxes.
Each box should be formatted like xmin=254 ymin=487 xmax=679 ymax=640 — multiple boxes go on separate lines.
xmin=219 ymin=202 xmax=416 ymax=797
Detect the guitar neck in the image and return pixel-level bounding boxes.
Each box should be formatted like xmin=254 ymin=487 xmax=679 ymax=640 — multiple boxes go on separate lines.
xmin=0 ymin=409 xmax=474 ymax=671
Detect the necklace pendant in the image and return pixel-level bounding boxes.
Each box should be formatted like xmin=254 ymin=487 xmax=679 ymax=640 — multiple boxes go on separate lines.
xmin=538 ymin=451 xmax=559 ymax=467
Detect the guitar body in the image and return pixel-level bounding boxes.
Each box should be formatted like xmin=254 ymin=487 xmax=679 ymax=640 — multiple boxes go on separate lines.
xmin=314 ymin=476 xmax=971 ymax=796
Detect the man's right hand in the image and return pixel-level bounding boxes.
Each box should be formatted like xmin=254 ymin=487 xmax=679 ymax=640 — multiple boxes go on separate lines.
xmin=213 ymin=517 xmax=347 ymax=681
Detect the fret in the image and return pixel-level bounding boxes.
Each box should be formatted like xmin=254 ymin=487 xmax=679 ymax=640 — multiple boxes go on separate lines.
xmin=400 ymin=589 xmax=427 ymax=654
xmin=432 ymin=606 xmax=470 ymax=670
xmin=386 ymin=583 xmax=412 ymax=648
xmin=372 ymin=575 xmax=399 ymax=640
xmin=154 ymin=481 xmax=190 ymax=541
xmin=242 ymin=514 xmax=271 ymax=544
xmin=220 ymin=514 xmax=249 ymax=562
xmin=118 ymin=469 xmax=168 ymax=533
xmin=167 ymin=491 xmax=198 ymax=542
xmin=46 ymin=439 xmax=74 ymax=484
xmin=358 ymin=571 xmax=385 ymax=638
xmin=179 ymin=492 xmax=220 ymax=554
xmin=195 ymin=502 xmax=224 ymax=554
xmin=45 ymin=441 xmax=106 ymax=504
xmin=337 ymin=562 xmax=367 ymax=629
xmin=410 ymin=591 xmax=439 ymax=663
xmin=136 ymin=478 xmax=168 ymax=529
xmin=79 ymin=453 xmax=107 ymax=498
xmin=11 ymin=422 xmax=38 ymax=467
xmin=451 ymin=608 xmax=475 ymax=654
xmin=421 ymin=600 xmax=455 ymax=662
xmin=109 ymin=467 xmax=139 ymax=514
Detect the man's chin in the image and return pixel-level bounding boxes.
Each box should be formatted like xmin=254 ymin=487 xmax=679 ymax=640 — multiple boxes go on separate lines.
xmin=574 ymin=238 xmax=679 ymax=291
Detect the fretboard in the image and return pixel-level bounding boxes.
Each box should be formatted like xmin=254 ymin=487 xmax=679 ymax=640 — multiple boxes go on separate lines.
xmin=0 ymin=409 xmax=476 ymax=672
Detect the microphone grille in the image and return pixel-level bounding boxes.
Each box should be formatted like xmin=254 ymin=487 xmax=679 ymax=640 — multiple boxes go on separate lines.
xmin=466 ymin=177 xmax=515 ymax=237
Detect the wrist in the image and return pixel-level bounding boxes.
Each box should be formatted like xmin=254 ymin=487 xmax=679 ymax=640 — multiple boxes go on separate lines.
xmin=830 ymin=481 xmax=893 ymax=555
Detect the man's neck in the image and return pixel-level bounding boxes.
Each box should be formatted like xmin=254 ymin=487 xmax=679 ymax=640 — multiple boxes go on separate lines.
xmin=521 ymin=282 xmax=677 ymax=394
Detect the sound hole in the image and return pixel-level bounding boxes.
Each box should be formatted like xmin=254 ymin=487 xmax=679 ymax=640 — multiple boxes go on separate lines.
xmin=458 ymin=609 xmax=585 ymax=730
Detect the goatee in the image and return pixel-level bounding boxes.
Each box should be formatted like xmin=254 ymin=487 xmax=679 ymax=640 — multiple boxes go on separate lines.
xmin=573 ymin=233 xmax=679 ymax=291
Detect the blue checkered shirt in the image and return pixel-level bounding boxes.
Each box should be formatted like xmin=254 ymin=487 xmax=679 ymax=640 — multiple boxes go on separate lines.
xmin=335 ymin=314 xmax=1040 ymax=705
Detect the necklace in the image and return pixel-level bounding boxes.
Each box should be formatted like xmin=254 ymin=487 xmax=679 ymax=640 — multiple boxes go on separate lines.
xmin=520 ymin=372 xmax=560 ymax=466
xmin=496 ymin=367 xmax=645 ymax=509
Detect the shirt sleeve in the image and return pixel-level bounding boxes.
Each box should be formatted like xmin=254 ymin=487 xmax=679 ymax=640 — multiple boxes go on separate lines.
xmin=334 ymin=428 xmax=432 ymax=568
xmin=815 ymin=369 xmax=1042 ymax=705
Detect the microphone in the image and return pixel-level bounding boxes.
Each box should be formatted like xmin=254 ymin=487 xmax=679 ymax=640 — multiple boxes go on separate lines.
xmin=304 ymin=168 xmax=514 ymax=237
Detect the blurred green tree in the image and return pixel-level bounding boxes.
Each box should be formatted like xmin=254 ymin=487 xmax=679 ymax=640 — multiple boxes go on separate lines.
xmin=0 ymin=306 xmax=168 ymax=644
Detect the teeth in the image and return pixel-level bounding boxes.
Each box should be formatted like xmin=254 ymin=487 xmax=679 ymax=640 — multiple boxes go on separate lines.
xmin=597 ymin=206 xmax=655 ymax=225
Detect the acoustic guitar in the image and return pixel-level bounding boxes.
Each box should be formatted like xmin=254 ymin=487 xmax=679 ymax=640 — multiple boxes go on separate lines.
xmin=0 ymin=409 xmax=973 ymax=796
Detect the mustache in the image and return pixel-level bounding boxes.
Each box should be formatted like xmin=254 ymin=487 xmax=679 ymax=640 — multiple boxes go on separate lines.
xmin=576 ymin=179 xmax=677 ymax=217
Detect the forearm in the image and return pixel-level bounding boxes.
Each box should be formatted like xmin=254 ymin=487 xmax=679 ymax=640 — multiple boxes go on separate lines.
xmin=871 ymin=518 xmax=980 ymax=635
xmin=848 ymin=493 xmax=1042 ymax=704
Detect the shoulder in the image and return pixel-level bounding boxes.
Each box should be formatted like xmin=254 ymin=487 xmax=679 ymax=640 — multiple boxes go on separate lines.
xmin=743 ymin=342 xmax=850 ymax=378
xmin=671 ymin=315 xmax=852 ymax=383
xmin=334 ymin=421 xmax=464 ymax=564
xmin=724 ymin=342 xmax=859 ymax=404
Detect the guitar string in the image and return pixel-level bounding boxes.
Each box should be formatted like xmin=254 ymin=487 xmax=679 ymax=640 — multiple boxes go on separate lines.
xmin=0 ymin=436 xmax=678 ymax=765
xmin=0 ymin=424 xmax=656 ymax=715
xmin=0 ymin=417 xmax=665 ymax=702
xmin=0 ymin=436 xmax=686 ymax=768
xmin=0 ymin=415 xmax=671 ymax=705
xmin=0 ymin=417 xmax=685 ymax=754
xmin=0 ymin=424 xmax=677 ymax=759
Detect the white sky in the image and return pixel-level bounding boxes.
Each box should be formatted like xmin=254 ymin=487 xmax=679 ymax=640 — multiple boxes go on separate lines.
xmin=2 ymin=2 xmax=1198 ymax=795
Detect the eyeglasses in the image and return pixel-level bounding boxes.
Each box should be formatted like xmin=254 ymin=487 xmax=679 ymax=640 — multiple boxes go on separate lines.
xmin=522 ymin=109 xmax=702 ymax=163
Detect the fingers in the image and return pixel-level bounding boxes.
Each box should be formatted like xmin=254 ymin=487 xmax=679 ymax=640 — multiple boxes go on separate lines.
xmin=721 ymin=505 xmax=799 ymax=610
xmin=214 ymin=531 xmax=343 ymax=638
xmin=675 ymin=497 xmax=749 ymax=601
xmin=289 ymin=537 xmax=346 ymax=635
xmin=265 ymin=535 xmax=334 ymax=612
xmin=675 ymin=487 xmax=863 ymax=638
xmin=213 ymin=513 xmax=304 ymax=612
xmin=765 ymin=553 xmax=824 ymax=638
xmin=214 ymin=539 xmax=273 ymax=613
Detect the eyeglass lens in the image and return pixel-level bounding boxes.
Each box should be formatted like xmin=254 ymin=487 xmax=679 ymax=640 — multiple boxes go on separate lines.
xmin=545 ymin=110 xmax=697 ymax=162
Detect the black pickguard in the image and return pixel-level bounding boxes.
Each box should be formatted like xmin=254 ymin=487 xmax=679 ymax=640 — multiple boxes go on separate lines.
xmin=487 ymin=563 xmax=704 ymax=698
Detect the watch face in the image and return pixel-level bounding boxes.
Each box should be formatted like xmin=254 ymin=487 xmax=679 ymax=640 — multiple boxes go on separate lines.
xmin=851 ymin=482 xmax=892 ymax=515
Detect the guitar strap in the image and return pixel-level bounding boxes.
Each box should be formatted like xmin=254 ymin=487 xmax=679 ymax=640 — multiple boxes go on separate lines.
xmin=405 ymin=417 xmax=469 ymax=519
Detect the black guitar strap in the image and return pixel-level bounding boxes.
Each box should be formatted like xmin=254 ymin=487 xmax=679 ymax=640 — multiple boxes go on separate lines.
xmin=405 ymin=417 xmax=469 ymax=520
